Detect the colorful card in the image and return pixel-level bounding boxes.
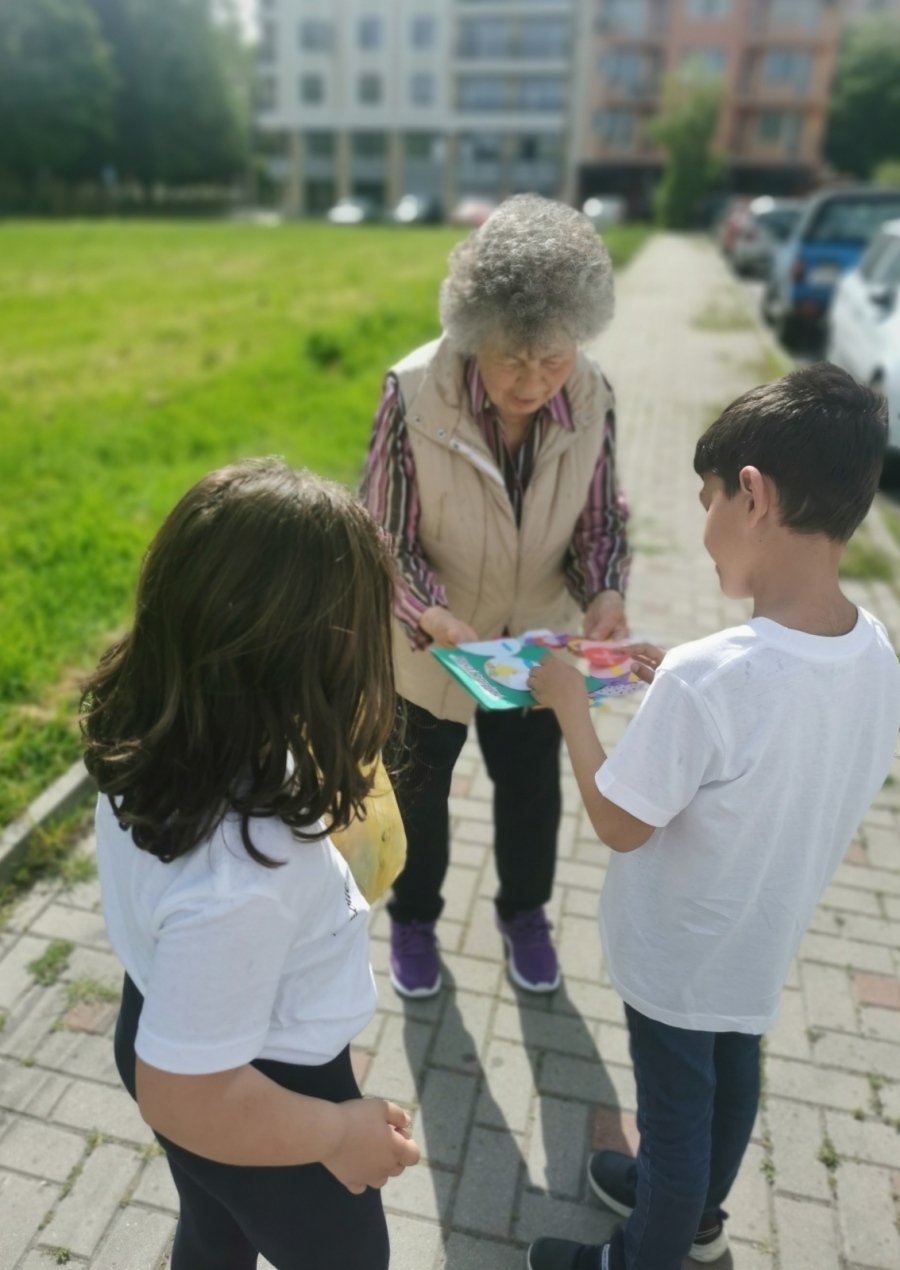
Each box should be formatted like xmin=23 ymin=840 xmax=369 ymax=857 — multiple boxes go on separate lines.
xmin=431 ymin=630 xmax=644 ymax=712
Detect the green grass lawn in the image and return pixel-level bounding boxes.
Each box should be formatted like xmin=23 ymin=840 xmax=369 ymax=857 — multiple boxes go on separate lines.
xmin=0 ymin=218 xmax=651 ymax=826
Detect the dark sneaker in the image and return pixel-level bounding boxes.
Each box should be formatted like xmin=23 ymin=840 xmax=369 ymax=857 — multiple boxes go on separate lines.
xmin=588 ymin=1150 xmax=730 ymax=1263
xmin=496 ymin=907 xmax=561 ymax=993
xmin=588 ymin=1149 xmax=637 ymax=1218
xmin=688 ymin=1214 xmax=729 ymax=1263
xmin=389 ymin=919 xmax=441 ymax=998
xmin=527 ymin=1228 xmax=625 ymax=1270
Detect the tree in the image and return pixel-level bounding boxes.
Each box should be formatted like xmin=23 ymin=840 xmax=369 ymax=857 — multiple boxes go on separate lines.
xmin=0 ymin=0 xmax=117 ymax=183
xmin=649 ymin=76 xmax=725 ymax=230
xmin=86 ymin=0 xmax=250 ymax=187
xmin=826 ymin=17 xmax=900 ymax=180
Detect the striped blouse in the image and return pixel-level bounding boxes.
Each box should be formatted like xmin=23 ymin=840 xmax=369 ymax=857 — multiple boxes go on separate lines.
xmin=361 ymin=357 xmax=630 ymax=645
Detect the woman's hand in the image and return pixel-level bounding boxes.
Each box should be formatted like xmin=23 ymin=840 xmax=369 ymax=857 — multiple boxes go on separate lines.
xmin=625 ymin=642 xmax=667 ymax=685
xmin=322 ymin=1099 xmax=421 ymax=1194
xmin=420 ymin=606 xmax=479 ymax=648
xmin=584 ymin=591 xmax=628 ymax=642
xmin=528 ymin=656 xmax=588 ymax=716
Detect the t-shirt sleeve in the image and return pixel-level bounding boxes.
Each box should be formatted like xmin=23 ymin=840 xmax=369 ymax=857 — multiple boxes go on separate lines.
xmin=595 ymin=669 xmax=723 ymax=828
xmin=136 ymin=889 xmax=297 ymax=1075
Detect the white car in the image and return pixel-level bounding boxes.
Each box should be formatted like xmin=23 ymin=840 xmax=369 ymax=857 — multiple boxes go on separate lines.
xmin=827 ymin=218 xmax=900 ymax=467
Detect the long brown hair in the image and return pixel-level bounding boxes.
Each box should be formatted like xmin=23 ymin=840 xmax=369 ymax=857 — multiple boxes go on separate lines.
xmin=81 ymin=459 xmax=397 ymax=865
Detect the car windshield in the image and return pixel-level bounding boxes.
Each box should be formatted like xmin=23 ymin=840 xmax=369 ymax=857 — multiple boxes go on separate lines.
xmin=807 ymin=198 xmax=900 ymax=246
xmin=758 ymin=209 xmax=801 ymax=241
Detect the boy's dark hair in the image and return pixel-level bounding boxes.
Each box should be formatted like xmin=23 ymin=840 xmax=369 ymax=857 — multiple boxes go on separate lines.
xmin=694 ymin=363 xmax=887 ymax=542
xmin=81 ymin=460 xmax=396 ymax=866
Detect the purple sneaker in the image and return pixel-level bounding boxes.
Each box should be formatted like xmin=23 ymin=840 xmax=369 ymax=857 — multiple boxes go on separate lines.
xmin=496 ymin=907 xmax=561 ymax=993
xmin=389 ymin=920 xmax=442 ymax=998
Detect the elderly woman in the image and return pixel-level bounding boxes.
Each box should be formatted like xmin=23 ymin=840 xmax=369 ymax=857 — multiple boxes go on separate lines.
xmin=362 ymin=195 xmax=629 ymax=998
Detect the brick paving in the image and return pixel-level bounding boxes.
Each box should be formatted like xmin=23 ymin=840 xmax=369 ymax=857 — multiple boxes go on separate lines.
xmin=2 ymin=234 xmax=900 ymax=1269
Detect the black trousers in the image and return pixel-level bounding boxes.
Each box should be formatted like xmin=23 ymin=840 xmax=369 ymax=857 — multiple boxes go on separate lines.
xmin=115 ymin=975 xmax=389 ymax=1270
xmin=386 ymin=698 xmax=563 ymax=924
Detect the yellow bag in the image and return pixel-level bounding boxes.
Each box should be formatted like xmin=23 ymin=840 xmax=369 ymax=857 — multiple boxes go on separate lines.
xmin=329 ymin=758 xmax=407 ymax=903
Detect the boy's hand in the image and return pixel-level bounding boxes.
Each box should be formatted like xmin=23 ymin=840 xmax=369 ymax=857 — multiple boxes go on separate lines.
xmin=528 ymin=656 xmax=588 ymax=714
xmin=625 ymin=642 xmax=666 ymax=685
xmin=323 ymin=1099 xmax=420 ymax=1194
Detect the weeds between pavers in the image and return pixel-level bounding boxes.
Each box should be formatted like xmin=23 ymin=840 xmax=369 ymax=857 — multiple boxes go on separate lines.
xmin=0 ymin=802 xmax=95 ymax=931
xmin=27 ymin=939 xmax=74 ymax=986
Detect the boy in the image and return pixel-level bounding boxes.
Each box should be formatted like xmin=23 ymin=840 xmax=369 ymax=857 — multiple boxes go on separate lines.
xmin=525 ymin=364 xmax=900 ymax=1270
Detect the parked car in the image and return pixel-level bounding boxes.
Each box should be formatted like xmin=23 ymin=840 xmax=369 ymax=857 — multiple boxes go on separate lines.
xmin=716 ymin=197 xmax=752 ymax=256
xmin=826 ymin=218 xmax=900 ymax=473
xmin=450 ymin=197 xmax=497 ymax=228
xmin=582 ymin=196 xmax=626 ymax=228
xmin=326 ymin=197 xmax=380 ymax=226
xmin=729 ymin=196 xmax=805 ymax=278
xmin=762 ymin=188 xmax=900 ymax=348
xmin=392 ymin=194 xmax=442 ymax=225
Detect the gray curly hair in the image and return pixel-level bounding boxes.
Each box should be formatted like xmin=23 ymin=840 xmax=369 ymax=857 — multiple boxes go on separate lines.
xmin=439 ymin=194 xmax=615 ymax=355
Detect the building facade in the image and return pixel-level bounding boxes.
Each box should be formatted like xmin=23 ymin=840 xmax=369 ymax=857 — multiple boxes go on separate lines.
xmin=580 ymin=0 xmax=845 ymax=214
xmin=256 ymin=0 xmax=586 ymax=214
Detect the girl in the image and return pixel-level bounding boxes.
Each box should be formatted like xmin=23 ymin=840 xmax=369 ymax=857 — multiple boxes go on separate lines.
xmin=82 ymin=459 xmax=419 ymax=1270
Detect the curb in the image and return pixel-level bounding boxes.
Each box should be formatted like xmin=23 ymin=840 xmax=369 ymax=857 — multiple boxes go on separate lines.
xmin=0 ymin=759 xmax=95 ymax=883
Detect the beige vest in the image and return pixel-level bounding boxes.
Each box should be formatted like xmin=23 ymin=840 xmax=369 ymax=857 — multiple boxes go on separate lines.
xmin=392 ymin=336 xmax=615 ymax=724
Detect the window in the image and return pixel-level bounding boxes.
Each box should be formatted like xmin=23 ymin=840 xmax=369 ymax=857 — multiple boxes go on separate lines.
xmin=458 ymin=76 xmax=507 ymax=111
xmin=756 ymin=110 xmax=785 ymax=142
xmin=600 ymin=49 xmax=645 ymax=93
xmin=259 ymin=20 xmax=276 ymax=63
xmin=875 ymin=241 xmax=900 ymax=288
xmin=299 ymin=74 xmax=324 ymax=104
xmin=300 ymin=73 xmax=325 ymax=105
xmin=598 ymin=0 xmax=649 ymax=35
xmin=686 ymin=0 xmax=733 ymax=18
xmin=595 ymin=109 xmax=635 ymax=148
xmin=808 ymin=197 xmax=900 ymax=246
xmin=352 ymin=133 xmax=387 ymax=159
xmin=299 ymin=19 xmax=330 ymax=51
xmin=306 ymin=132 xmax=334 ymax=159
xmin=410 ymin=73 xmax=435 ymax=106
xmin=459 ymin=19 xmax=509 ymax=58
xmin=520 ymin=19 xmax=569 ymax=59
xmin=762 ymin=49 xmax=812 ymax=95
xmin=518 ymin=77 xmax=566 ymax=112
xmin=680 ymin=47 xmax=727 ymax=79
xmin=358 ymin=73 xmax=383 ymax=105
xmin=405 ymin=133 xmax=441 ymax=161
xmin=458 ymin=133 xmax=503 ymax=164
xmin=358 ymin=16 xmax=383 ymax=50
xmin=256 ymin=75 xmax=277 ymax=111
xmin=860 ymin=234 xmax=897 ymax=281
xmin=517 ymin=134 xmax=562 ymax=162
xmin=770 ymin=0 xmax=822 ymax=32
xmin=305 ymin=180 xmax=335 ymax=214
xmin=410 ymin=15 xmax=436 ymax=49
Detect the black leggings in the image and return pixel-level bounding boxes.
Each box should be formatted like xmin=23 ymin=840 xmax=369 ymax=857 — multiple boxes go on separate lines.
xmin=115 ymin=975 xmax=389 ymax=1270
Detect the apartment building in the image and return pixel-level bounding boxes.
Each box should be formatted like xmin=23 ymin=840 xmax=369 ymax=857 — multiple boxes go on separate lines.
xmin=256 ymin=0 xmax=586 ymax=214
xmin=580 ymin=0 xmax=844 ymax=214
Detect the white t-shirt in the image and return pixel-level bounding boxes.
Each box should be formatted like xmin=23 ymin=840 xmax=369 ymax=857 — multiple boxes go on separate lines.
xmin=597 ymin=608 xmax=900 ymax=1034
xmin=96 ymin=797 xmax=377 ymax=1073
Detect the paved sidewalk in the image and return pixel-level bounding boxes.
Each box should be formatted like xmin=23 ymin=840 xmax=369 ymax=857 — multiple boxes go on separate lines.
xmin=2 ymin=235 xmax=900 ymax=1270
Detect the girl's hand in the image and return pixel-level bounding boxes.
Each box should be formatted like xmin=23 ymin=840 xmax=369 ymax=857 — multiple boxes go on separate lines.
xmin=420 ymin=606 xmax=479 ymax=649
xmin=625 ymin=643 xmax=666 ymax=685
xmin=322 ymin=1099 xmax=420 ymax=1194
xmin=527 ymin=656 xmax=588 ymax=714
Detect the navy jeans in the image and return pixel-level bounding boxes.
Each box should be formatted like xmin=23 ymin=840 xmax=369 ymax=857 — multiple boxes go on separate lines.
xmin=623 ymin=1004 xmax=761 ymax=1270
